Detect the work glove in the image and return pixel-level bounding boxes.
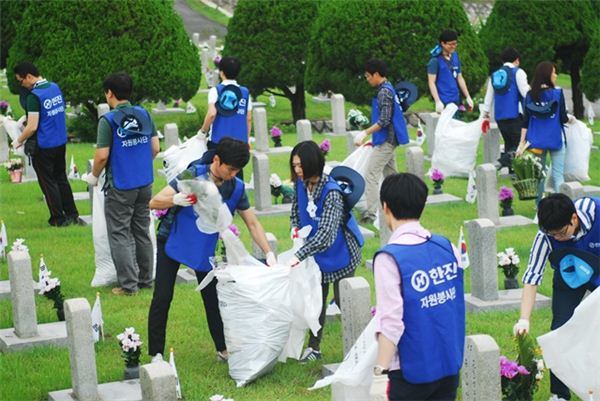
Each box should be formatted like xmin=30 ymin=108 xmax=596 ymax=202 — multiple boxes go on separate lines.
xmin=173 ymin=192 xmax=195 ymax=207
xmin=290 ymin=227 xmax=300 ymax=240
xmin=481 ymin=118 xmax=490 ymax=134
xmin=266 ymin=251 xmax=277 ymax=267
xmin=84 ymin=173 xmax=98 ymax=187
xmin=513 ymin=319 xmax=530 ymax=336
xmin=466 ymin=96 xmax=474 ymax=111
xmin=353 ymin=130 xmax=367 ymax=146
xmin=435 ymin=100 xmax=444 ymax=114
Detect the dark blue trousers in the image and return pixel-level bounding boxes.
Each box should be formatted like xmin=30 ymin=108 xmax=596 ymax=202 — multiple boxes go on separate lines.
xmin=387 ymin=370 xmax=459 ymax=401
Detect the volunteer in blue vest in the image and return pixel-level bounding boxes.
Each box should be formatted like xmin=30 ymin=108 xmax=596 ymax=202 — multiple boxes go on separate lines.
xmin=288 ymin=140 xmax=364 ymax=363
xmin=516 ymin=61 xmax=573 ymax=204
xmin=372 ymin=173 xmax=465 ymax=401
xmin=199 ymin=56 xmax=251 ymax=180
xmin=85 ymin=72 xmax=160 ymax=296
xmin=13 ymin=62 xmax=79 ymax=227
xmin=427 ymin=29 xmax=473 ymax=114
xmin=515 ymin=194 xmax=599 ymax=401
xmin=354 ymin=59 xmax=409 ymax=225
xmin=482 ymin=47 xmax=530 ymax=171
xmin=147 ymin=137 xmax=275 ymax=363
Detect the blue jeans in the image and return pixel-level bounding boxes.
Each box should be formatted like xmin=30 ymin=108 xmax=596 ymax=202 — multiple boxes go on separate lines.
xmin=536 ymin=146 xmax=565 ymax=204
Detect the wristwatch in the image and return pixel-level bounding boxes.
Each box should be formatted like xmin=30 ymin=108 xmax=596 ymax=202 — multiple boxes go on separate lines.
xmin=373 ymin=365 xmax=389 ymax=376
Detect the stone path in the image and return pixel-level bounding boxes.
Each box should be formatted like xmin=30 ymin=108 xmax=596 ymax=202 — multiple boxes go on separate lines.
xmin=174 ymin=0 xmax=227 ymax=42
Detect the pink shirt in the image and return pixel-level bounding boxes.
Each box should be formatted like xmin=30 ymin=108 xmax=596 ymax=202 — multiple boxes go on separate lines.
xmin=373 ymin=221 xmax=463 ymax=371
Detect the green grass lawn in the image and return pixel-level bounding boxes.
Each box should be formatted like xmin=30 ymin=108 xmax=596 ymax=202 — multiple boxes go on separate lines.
xmin=1 ymin=80 xmax=598 ymax=400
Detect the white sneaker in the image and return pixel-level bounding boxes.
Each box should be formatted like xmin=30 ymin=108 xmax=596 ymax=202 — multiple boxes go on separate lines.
xmin=151 ymin=353 xmax=163 ymax=363
xmin=548 ymin=395 xmax=568 ymax=401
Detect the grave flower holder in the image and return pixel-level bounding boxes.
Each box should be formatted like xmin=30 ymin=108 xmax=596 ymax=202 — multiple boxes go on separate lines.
xmin=117 ymin=327 xmax=142 ymax=380
xmin=9 ymin=169 xmax=23 ymax=183
xmin=432 ymin=180 xmax=444 ymax=195
xmin=499 ymin=186 xmax=515 ymax=216
xmin=429 ymin=168 xmax=445 ymax=195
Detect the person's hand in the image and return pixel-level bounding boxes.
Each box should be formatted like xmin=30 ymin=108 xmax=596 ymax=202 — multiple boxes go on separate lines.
xmin=435 ymin=100 xmax=444 ymax=114
xmin=515 ymin=141 xmax=526 ymax=157
xmin=288 ymin=256 xmax=300 ymax=268
xmin=353 ymin=130 xmax=367 ymax=146
xmin=196 ymin=129 xmax=207 ymax=140
xmin=466 ymin=96 xmax=474 ymax=111
xmin=266 ymin=251 xmax=277 ymax=267
xmin=84 ymin=173 xmax=98 ymax=186
xmin=290 ymin=227 xmax=300 ymax=240
xmin=173 ymin=192 xmax=194 ymax=207
xmin=513 ymin=319 xmax=530 ymax=336
xmin=567 ymin=113 xmax=576 ymax=124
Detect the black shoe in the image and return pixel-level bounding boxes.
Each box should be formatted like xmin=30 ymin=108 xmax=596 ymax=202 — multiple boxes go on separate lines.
xmin=66 ymin=214 xmax=80 ymax=225
xmin=49 ymin=219 xmax=70 ymax=227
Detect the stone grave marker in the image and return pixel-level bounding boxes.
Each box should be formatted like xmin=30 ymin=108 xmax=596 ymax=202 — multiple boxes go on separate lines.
xmin=421 ymin=112 xmax=439 ymax=158
xmin=163 ymin=123 xmax=179 ymax=150
xmin=330 ymin=94 xmax=346 ymax=136
xmin=253 ymin=108 xmax=269 ymax=152
xmin=251 ymin=232 xmax=278 ymax=261
xmin=461 ymin=335 xmax=502 ymax=401
xmin=140 ymin=362 xmax=178 ymax=401
xmin=339 ymin=277 xmax=372 ymax=356
xmin=483 ymin=124 xmax=501 ymax=166
xmin=405 ymin=146 xmax=424 ymax=180
xmin=97 ymin=103 xmax=110 ymax=118
xmin=559 ymin=182 xmax=584 ymax=200
xmin=296 ymin=119 xmax=312 ymax=143
xmin=192 ymin=32 xmax=200 ymax=47
xmin=251 ymin=152 xmax=291 ymax=217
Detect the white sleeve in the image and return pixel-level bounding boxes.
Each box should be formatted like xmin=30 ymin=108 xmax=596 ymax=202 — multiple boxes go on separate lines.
xmin=516 ymin=69 xmax=530 ymax=98
xmin=481 ymin=78 xmax=494 ymax=114
xmin=247 ymin=97 xmax=253 ymax=112
xmin=207 ymin=87 xmax=218 ymax=105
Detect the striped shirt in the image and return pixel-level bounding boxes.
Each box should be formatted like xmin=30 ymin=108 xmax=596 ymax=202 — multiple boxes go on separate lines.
xmin=291 ymin=173 xmax=362 ymax=283
xmin=522 ymin=197 xmax=597 ymax=286
xmin=376 ymin=81 xmax=398 ymax=146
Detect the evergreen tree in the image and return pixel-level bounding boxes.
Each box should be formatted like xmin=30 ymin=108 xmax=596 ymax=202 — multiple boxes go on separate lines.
xmin=305 ymin=0 xmax=488 ymax=106
xmin=222 ymin=0 xmax=317 ymax=122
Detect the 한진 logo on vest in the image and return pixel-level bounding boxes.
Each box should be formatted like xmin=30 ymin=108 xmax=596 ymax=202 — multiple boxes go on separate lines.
xmin=411 ymin=270 xmax=430 ymax=292
xmin=43 ymin=99 xmax=53 ymax=109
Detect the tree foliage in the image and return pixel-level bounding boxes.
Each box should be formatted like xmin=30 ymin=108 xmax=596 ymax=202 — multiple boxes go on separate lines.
xmin=581 ymin=25 xmax=600 ymax=102
xmin=305 ymin=0 xmax=488 ymax=106
xmin=479 ymin=0 xmax=598 ymax=115
xmin=6 ymin=0 xmax=201 ymax=114
xmin=223 ymin=0 xmax=318 ymax=121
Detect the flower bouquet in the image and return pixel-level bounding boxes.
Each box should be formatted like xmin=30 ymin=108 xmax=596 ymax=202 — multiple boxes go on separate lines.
xmin=497 ymin=247 xmax=520 ymax=289
xmin=117 ymin=327 xmax=143 ymax=379
xmin=500 ymin=333 xmax=545 ymax=401
xmin=499 ymin=186 xmax=514 ymax=216
xmin=319 ymin=139 xmax=331 ymax=157
xmin=511 ymin=153 xmax=545 ymax=200
xmin=39 ymin=271 xmax=65 ymax=321
xmin=270 ymin=126 xmax=282 ymax=147
xmin=4 ymin=158 xmax=23 ymax=172
xmin=429 ymin=168 xmax=445 ymax=195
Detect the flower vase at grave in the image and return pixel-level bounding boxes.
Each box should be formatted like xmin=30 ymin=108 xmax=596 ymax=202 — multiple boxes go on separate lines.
xmin=504 ymin=276 xmax=519 ymax=290
xmin=9 ymin=169 xmax=23 ymax=183
xmin=501 ymin=200 xmax=514 ymax=216
xmin=432 ymin=182 xmax=443 ymax=195
xmin=124 ymin=364 xmax=140 ymax=380
xmin=56 ymin=304 xmax=65 ymax=321
xmin=272 ymin=136 xmax=282 ymax=147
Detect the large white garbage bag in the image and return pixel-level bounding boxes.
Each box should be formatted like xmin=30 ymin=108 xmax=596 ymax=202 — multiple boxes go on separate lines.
xmin=162 ymin=135 xmax=207 ymax=183
xmin=431 ymin=104 xmax=482 ymax=177
xmin=563 ymin=119 xmax=593 ymax=182
xmin=277 ymin=226 xmax=322 ymax=361
xmin=537 ymin=288 xmax=600 ymax=400
xmin=341 ymin=144 xmax=374 ymax=215
xmin=215 ymin=230 xmax=293 ymax=387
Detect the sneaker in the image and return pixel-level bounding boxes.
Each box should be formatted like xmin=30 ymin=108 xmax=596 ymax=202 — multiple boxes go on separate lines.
xmin=299 ymin=347 xmax=322 ymax=364
xmin=111 ymin=287 xmax=138 ymax=296
xmin=151 ymin=353 xmax=163 ymax=364
xmin=216 ymin=350 xmax=229 ymax=362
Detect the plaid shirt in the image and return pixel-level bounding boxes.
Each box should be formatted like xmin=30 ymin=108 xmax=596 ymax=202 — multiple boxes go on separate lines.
xmin=291 ymin=174 xmax=362 ymax=283
xmin=376 ymin=80 xmax=398 ymax=146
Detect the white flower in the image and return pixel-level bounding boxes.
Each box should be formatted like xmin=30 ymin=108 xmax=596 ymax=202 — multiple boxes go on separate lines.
xmin=210 ymin=395 xmax=225 ymax=401
xmin=535 ymin=371 xmax=543 ymax=380
xmin=499 ymin=255 xmax=511 ymax=266
xmin=511 ymin=255 xmax=520 ymax=265
xmin=11 ymin=238 xmax=28 ymax=252
xmin=536 ymin=358 xmax=545 ymax=371
xmin=497 ymin=251 xmax=507 ymax=259
xmin=269 ymin=173 xmax=282 ymax=188
xmin=505 ymin=248 xmax=515 ymax=256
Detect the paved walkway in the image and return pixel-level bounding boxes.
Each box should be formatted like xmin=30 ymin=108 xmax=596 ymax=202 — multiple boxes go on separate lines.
xmin=174 ymin=0 xmax=227 ymax=42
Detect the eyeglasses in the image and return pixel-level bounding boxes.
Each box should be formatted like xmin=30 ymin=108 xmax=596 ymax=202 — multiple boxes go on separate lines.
xmin=542 ymin=223 xmax=573 ymax=240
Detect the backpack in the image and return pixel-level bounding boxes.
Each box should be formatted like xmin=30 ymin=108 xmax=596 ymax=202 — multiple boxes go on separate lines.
xmin=491 ymin=66 xmax=512 ymax=95
xmin=109 ymin=106 xmax=153 ymax=138
xmin=329 ymin=166 xmax=365 ymax=213
xmin=216 ymin=84 xmax=243 ymax=116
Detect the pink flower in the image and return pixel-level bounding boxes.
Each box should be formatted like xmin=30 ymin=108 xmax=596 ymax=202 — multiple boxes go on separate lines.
xmin=153 ymin=209 xmax=168 ymax=219
xmin=270 ymin=126 xmax=282 ymax=138
xmin=430 ymin=168 xmax=444 ymax=182
xmin=228 ymin=224 xmax=240 ymax=237
xmin=319 ymin=139 xmax=331 ymax=152
xmin=499 ymin=186 xmax=514 ymax=201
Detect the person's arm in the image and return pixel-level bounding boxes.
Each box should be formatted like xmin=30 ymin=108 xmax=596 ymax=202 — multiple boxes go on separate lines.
xmin=16 ymin=112 xmax=39 ymax=145
xmin=515 ymin=69 xmax=530 ymax=99
xmin=427 ymin=73 xmax=443 ymax=112
xmin=151 ymin=136 xmax=160 ymax=158
xmin=354 ymin=87 xmax=390 ymax=144
xmin=91 ymin=147 xmax=110 ymax=178
xmin=238 ymin=208 xmax=271 ymax=255
xmin=149 ymin=185 xmax=177 ymax=210
xmin=456 ymin=73 xmax=473 ymax=110
xmin=558 ymin=89 xmax=570 ymax=124
xmin=482 ymin=78 xmax=494 ymax=117
xmin=518 ymin=284 xmax=538 ymax=322
xmin=200 ymin=103 xmax=217 ymax=134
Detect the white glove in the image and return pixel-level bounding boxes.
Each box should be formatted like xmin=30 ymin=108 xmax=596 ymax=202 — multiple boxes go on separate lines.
xmin=196 ymin=129 xmax=207 ymax=140
xmin=435 ymin=100 xmax=444 ymax=114
xmin=84 ymin=173 xmax=98 ymax=186
xmin=466 ymin=96 xmax=474 ymax=111
xmin=354 ymin=130 xmax=367 ymax=146
xmin=290 ymin=227 xmax=300 ymax=240
xmin=173 ymin=192 xmax=193 ymax=207
xmin=513 ymin=318 xmax=530 ymax=336
xmin=288 ymin=256 xmax=300 ymax=268
xmin=567 ymin=113 xmax=576 ymax=124
xmin=266 ymin=251 xmax=276 ymax=267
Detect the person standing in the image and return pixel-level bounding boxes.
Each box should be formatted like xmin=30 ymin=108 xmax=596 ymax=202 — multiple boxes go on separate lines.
xmin=482 ymin=47 xmax=530 ymax=171
xmin=354 ymin=59 xmax=409 ymax=225
xmin=147 ymin=137 xmax=275 ymax=363
xmin=427 ymin=29 xmax=473 ymax=114
xmin=85 ymin=72 xmax=160 ymax=296
xmin=372 ymin=173 xmax=465 ymax=401
xmin=288 ymin=141 xmax=364 ymax=362
xmin=13 ymin=61 xmax=79 ymax=227
xmin=514 ymin=194 xmax=599 ymax=401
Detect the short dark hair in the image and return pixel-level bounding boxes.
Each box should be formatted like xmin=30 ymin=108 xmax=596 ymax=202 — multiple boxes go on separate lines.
xmin=103 ymin=72 xmax=133 ymax=100
xmin=364 ymin=59 xmax=388 ymax=78
xmin=290 ymin=140 xmax=324 ymax=181
xmin=500 ymin=47 xmax=520 ymax=63
xmin=439 ymin=29 xmax=458 ymax=43
xmin=14 ymin=61 xmax=40 ymax=78
xmin=538 ymin=193 xmax=576 ymax=232
xmin=215 ymin=137 xmax=249 ymax=169
xmin=380 ymin=173 xmax=428 ymax=220
xmin=218 ymin=56 xmax=241 ymax=79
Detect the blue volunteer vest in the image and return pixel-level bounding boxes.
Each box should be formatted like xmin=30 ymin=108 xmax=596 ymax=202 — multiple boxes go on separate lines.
xmin=104 ymin=106 xmax=154 ymax=190
xmin=549 ymin=197 xmax=600 ymax=287
xmin=494 ymin=67 xmax=521 ymax=120
xmin=296 ymin=177 xmax=364 ymax=273
xmin=376 ymin=235 xmax=465 ymax=384
xmin=371 ymin=82 xmax=409 ymax=146
xmin=31 ymin=82 xmax=67 ymax=148
xmin=435 ymin=53 xmax=461 ymax=106
xmin=165 ymin=164 xmax=244 ymax=271
xmin=211 ymin=84 xmax=250 ymax=144
xmin=525 ymin=88 xmax=563 ymax=150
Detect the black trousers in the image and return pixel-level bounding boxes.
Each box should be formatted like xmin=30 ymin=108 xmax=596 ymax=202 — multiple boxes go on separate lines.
xmin=31 ymin=144 xmax=78 ymax=225
xmin=387 ymin=370 xmax=459 ymax=401
xmin=496 ymin=117 xmax=522 ymax=154
xmin=148 ymin=240 xmax=226 ymax=356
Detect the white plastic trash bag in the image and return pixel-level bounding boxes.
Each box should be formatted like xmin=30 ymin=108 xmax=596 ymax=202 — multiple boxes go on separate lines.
xmin=310 ymin=317 xmax=377 ymax=399
xmin=431 ymin=103 xmax=482 ymax=177
xmin=341 ymin=144 xmax=374 ymax=214
xmin=162 ymin=135 xmax=207 ymax=183
xmin=563 ymin=119 xmax=593 ymax=182
xmin=537 ymin=288 xmax=600 ymax=400
xmin=177 ymin=178 xmax=232 ymax=234
xmin=277 ymin=226 xmax=322 ymax=361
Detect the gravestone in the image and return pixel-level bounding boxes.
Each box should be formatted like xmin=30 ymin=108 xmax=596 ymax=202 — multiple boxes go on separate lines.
xmin=296 ymin=119 xmax=312 ymax=143
xmin=421 ymin=112 xmax=439 ymax=158
xmin=97 ymin=103 xmax=110 ymax=118
xmin=0 ymin=249 xmax=67 ymax=352
xmin=339 ymin=277 xmax=372 ymax=356
xmin=163 ymin=124 xmax=179 ymax=150
xmin=483 ymin=124 xmax=501 ymax=166
xmin=405 ymin=146 xmax=424 ymax=179
xmin=330 ymin=94 xmax=346 ymax=136
xmin=346 ymin=131 xmax=358 ymax=156
xmin=140 ymin=362 xmax=178 ymax=401
xmin=192 ymin=32 xmax=200 ymax=47
xmin=251 ymin=232 xmax=278 ymax=261
xmin=253 ymin=108 xmax=269 ymax=152
xmin=208 ymin=35 xmax=217 ymax=59
xmin=461 ymin=335 xmax=501 ymax=401
xmin=77 ymin=160 xmax=94 ymax=226
xmin=0 ymin=118 xmax=9 ymax=163
xmin=251 ymin=153 xmax=291 ymax=217
xmin=559 ymin=182 xmax=584 ymax=200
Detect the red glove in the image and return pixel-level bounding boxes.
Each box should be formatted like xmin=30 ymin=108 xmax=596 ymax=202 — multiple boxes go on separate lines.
xmin=481 ymin=119 xmax=490 ymax=134
xmin=187 ymin=194 xmax=198 ymax=204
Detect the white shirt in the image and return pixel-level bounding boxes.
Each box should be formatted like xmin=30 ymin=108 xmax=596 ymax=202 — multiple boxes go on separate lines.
xmin=207 ymin=79 xmax=253 ymax=111
xmin=481 ymin=62 xmax=529 ymax=117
